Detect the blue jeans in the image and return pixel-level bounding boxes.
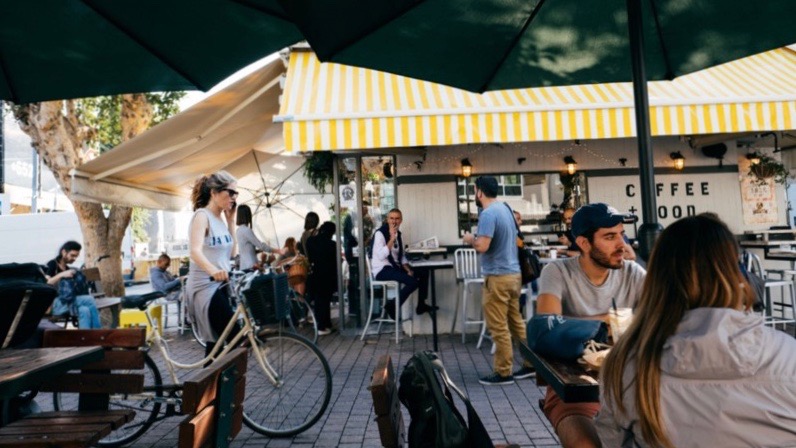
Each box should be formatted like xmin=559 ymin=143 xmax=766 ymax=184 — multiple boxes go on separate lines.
xmin=53 ymin=294 xmax=101 ymax=329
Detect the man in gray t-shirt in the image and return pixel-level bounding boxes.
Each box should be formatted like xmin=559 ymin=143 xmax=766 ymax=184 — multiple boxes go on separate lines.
xmin=536 ymin=203 xmax=646 ymax=448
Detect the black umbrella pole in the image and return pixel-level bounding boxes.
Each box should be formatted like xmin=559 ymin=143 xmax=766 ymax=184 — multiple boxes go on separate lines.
xmin=627 ymin=0 xmax=662 ymax=261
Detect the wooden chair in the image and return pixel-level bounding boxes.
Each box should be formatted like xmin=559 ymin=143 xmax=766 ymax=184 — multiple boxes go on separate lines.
xmin=0 ymin=328 xmax=145 ymax=447
xmin=369 ymin=355 xmax=405 ymax=448
xmin=179 ymin=348 xmax=248 ymax=448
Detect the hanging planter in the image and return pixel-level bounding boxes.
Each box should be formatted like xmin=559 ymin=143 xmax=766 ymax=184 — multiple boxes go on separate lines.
xmin=747 ymin=153 xmax=790 ymax=186
xmin=303 ymin=151 xmax=335 ymax=193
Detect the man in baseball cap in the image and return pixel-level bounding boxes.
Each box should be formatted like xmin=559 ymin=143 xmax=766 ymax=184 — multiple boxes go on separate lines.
xmin=532 ymin=203 xmax=646 ymax=447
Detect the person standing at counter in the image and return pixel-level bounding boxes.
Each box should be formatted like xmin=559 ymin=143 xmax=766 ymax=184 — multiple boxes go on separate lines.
xmin=535 ymin=202 xmax=646 ymax=448
xmin=236 ymin=204 xmax=274 ymax=270
xmin=463 ymin=176 xmax=534 ymax=386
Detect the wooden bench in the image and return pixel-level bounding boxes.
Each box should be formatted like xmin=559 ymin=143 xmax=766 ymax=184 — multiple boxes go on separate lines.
xmin=369 ymin=355 xmax=405 ymax=448
xmin=48 ymin=297 xmax=122 ymax=329
xmin=179 ymin=348 xmax=247 ymax=448
xmin=0 ymin=328 xmax=146 ymax=447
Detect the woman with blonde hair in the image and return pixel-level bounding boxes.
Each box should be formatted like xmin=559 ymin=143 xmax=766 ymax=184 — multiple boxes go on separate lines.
xmin=597 ymin=214 xmax=796 ymax=447
xmin=185 ymin=171 xmax=239 ymax=356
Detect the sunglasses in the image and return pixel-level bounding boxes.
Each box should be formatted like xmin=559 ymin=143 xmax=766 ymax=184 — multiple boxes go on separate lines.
xmin=220 ymin=187 xmax=239 ymax=198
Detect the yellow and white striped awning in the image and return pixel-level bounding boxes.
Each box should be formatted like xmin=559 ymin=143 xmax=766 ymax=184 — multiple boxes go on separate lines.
xmin=277 ymin=48 xmax=796 ymax=152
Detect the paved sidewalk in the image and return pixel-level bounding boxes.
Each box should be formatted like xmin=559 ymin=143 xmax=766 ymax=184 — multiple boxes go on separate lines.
xmin=40 ymin=297 xmax=562 ymax=447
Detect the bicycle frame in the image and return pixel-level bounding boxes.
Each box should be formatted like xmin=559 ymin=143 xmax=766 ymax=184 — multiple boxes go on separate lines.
xmin=141 ymin=281 xmax=282 ymax=389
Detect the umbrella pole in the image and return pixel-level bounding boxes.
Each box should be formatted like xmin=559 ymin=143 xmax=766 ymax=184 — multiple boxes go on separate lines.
xmin=627 ymin=0 xmax=663 ymax=261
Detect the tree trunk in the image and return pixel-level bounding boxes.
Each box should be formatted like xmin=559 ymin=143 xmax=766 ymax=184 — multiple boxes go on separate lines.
xmin=13 ymin=95 xmax=153 ymax=297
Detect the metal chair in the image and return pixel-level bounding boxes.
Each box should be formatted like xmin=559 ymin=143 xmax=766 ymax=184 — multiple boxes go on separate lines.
xmin=744 ymin=252 xmax=796 ymax=335
xmin=360 ymin=257 xmax=413 ymax=343
xmin=449 ymin=248 xmax=485 ymax=343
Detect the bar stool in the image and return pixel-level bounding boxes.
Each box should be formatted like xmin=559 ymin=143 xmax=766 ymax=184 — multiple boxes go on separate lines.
xmin=744 ymin=252 xmax=796 ymax=336
xmin=449 ymin=248 xmax=485 ymax=343
xmin=360 ymin=258 xmax=413 ymax=343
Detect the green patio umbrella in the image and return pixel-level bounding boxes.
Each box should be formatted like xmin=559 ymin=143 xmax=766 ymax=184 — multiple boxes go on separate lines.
xmin=0 ymin=0 xmax=301 ymax=104
xmin=276 ymin=0 xmax=796 ymax=259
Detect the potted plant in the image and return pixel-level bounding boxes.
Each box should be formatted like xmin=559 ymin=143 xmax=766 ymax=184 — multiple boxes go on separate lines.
xmin=747 ymin=153 xmax=791 ymax=186
xmin=303 ymin=151 xmax=335 ymax=193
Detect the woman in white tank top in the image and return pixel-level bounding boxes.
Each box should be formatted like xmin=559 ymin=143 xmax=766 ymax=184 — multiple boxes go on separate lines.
xmin=186 ymin=171 xmax=238 ymax=353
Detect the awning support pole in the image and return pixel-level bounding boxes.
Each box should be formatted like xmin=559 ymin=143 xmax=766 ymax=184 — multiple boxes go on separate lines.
xmin=628 ymin=0 xmax=663 ymax=261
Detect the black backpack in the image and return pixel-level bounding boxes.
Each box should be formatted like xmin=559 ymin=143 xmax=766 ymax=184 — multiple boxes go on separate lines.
xmin=0 ymin=263 xmax=57 ymax=349
xmin=398 ymin=351 xmax=494 ymax=448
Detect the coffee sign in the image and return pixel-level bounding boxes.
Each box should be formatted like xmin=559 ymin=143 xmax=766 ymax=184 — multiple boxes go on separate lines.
xmin=587 ymin=172 xmax=746 ymax=235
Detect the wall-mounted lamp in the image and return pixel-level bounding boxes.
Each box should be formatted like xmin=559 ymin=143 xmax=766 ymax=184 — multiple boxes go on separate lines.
xmin=746 ymin=152 xmax=762 ymax=165
xmin=618 ymin=158 xmax=627 ymax=167
xmin=670 ymin=151 xmax=685 ymax=170
xmin=563 ymin=156 xmax=577 ymax=175
xmin=461 ymin=158 xmax=473 ymax=178
xmin=382 ymin=161 xmax=394 ymax=178
xmin=517 ymin=157 xmax=526 ymax=165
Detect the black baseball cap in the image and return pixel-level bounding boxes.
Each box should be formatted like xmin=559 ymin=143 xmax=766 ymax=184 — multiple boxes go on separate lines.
xmin=571 ymin=203 xmax=636 ymax=238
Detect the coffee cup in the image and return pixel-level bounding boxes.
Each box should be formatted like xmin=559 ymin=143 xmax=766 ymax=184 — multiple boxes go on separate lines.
xmin=608 ymin=308 xmax=633 ymax=342
xmin=549 ymin=249 xmax=557 ymax=259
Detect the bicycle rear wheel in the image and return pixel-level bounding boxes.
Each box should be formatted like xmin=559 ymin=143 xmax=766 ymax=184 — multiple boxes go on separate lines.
xmin=287 ymin=295 xmax=318 ymax=344
xmin=53 ymin=353 xmax=163 ymax=447
xmin=243 ymin=331 xmax=332 ymax=437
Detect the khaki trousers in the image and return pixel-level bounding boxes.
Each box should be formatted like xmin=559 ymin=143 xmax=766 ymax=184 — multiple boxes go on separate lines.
xmin=482 ymin=273 xmax=527 ymax=376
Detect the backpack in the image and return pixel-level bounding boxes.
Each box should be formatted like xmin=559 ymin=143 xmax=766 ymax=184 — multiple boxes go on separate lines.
xmin=0 ymin=263 xmax=57 ymax=349
xmin=398 ymin=351 xmax=494 ymax=448
xmin=56 ymin=270 xmax=90 ymax=305
xmin=503 ymin=203 xmax=541 ymax=284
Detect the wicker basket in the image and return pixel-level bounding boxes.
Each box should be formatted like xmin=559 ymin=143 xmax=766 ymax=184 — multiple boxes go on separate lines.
xmin=242 ymin=273 xmax=289 ymax=326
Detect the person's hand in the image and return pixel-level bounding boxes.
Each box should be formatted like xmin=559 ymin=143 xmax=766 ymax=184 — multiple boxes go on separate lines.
xmin=406 ymin=268 xmax=414 ymax=277
xmin=210 ymin=268 xmax=229 ymax=282
xmin=61 ymin=269 xmax=76 ymax=279
xmin=462 ymin=232 xmax=475 ymax=246
xmin=224 ymin=203 xmax=237 ymax=222
xmin=558 ymin=235 xmax=571 ymax=246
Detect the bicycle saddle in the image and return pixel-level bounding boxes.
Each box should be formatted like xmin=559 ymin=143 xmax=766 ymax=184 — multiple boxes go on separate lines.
xmin=121 ymin=291 xmax=166 ymax=310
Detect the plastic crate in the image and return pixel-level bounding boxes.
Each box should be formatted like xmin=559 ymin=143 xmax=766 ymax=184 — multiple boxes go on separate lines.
xmin=242 ymin=273 xmax=289 ymax=325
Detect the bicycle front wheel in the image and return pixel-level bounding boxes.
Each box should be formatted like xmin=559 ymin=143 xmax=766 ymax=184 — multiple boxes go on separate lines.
xmin=243 ymin=331 xmax=332 ymax=437
xmin=53 ymin=353 xmax=163 ymax=447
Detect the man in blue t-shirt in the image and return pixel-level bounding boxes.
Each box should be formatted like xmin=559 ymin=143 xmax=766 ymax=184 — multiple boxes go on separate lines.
xmin=463 ymin=176 xmax=534 ymax=386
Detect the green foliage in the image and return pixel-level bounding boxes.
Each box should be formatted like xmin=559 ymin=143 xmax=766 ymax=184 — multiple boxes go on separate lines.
xmin=748 ymin=154 xmax=791 ymax=186
xmin=303 ymin=151 xmax=335 ymax=193
xmin=131 ymin=208 xmax=151 ymax=243
xmin=76 ymin=92 xmax=185 ymax=153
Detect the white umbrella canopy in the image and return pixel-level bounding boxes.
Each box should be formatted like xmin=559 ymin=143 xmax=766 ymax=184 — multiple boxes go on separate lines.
xmin=225 ymin=152 xmax=333 ymax=249
xmin=72 ymin=57 xmax=288 ymax=210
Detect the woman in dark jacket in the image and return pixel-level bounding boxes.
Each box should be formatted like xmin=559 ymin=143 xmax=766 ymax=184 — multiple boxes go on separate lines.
xmin=306 ymin=221 xmax=338 ymax=335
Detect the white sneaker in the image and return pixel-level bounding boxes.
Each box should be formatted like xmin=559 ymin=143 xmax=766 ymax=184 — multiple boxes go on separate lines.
xmin=318 ymin=328 xmax=334 ymax=336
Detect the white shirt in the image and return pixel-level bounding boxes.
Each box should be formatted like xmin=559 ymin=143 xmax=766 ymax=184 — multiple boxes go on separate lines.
xmin=371 ymin=229 xmax=408 ymax=277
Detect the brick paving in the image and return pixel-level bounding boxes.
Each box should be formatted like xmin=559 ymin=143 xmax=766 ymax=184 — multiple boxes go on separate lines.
xmin=37 ymin=304 xmax=561 ymax=447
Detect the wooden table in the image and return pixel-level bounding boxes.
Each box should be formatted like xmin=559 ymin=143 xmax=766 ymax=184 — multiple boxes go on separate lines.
xmin=408 ymin=259 xmax=454 ymax=352
xmin=519 ymin=342 xmax=599 ymax=403
xmin=0 ymin=347 xmax=104 ymax=425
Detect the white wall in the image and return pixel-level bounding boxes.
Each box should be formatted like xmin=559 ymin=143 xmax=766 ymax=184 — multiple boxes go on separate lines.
xmin=0 ymin=212 xmax=84 ymax=265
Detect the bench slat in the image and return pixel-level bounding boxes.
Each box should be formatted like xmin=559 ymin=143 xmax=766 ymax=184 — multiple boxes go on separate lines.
xmin=0 ymin=432 xmax=105 ymax=448
xmin=78 ymin=350 xmax=144 ymax=371
xmin=369 ymin=355 xmax=395 ymax=416
xmin=39 ymin=372 xmax=143 ymax=394
xmin=178 ymin=404 xmax=243 ymax=448
xmin=43 ymin=328 xmax=145 ymax=348
xmin=181 ymin=348 xmax=247 ymax=415
xmin=0 ymin=423 xmax=110 ymax=435
xmin=17 ymin=410 xmax=134 ymax=429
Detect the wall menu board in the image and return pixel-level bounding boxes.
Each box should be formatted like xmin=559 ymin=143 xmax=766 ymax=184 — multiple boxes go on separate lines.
xmin=587 ymin=171 xmax=758 ymax=236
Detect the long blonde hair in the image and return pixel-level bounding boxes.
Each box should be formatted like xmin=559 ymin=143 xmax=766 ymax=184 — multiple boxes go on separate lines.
xmin=601 ymin=214 xmax=753 ymax=447
xmin=190 ymin=171 xmax=236 ymax=211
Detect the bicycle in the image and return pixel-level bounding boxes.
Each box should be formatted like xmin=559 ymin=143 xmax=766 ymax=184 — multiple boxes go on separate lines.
xmin=190 ymin=268 xmax=318 ymax=345
xmin=53 ymin=271 xmax=333 ymax=446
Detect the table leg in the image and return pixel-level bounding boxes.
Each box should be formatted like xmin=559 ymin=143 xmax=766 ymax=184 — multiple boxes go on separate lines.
xmin=430 ymin=269 xmax=438 ymax=352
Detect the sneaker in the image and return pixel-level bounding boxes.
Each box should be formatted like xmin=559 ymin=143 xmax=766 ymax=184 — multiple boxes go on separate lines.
xmin=415 ymin=303 xmax=439 ymax=315
xmin=318 ymin=328 xmax=334 ymax=336
xmin=479 ymin=372 xmax=515 ymax=386
xmin=513 ymin=366 xmax=536 ymax=380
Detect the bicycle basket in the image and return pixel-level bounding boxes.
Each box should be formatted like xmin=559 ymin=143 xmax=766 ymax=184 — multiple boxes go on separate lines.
xmin=242 ymin=272 xmax=289 ymax=325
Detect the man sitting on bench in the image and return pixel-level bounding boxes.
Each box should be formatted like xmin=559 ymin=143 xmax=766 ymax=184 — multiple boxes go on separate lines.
xmin=45 ymin=241 xmax=101 ymax=329
xmin=149 ymin=253 xmax=182 ymax=302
